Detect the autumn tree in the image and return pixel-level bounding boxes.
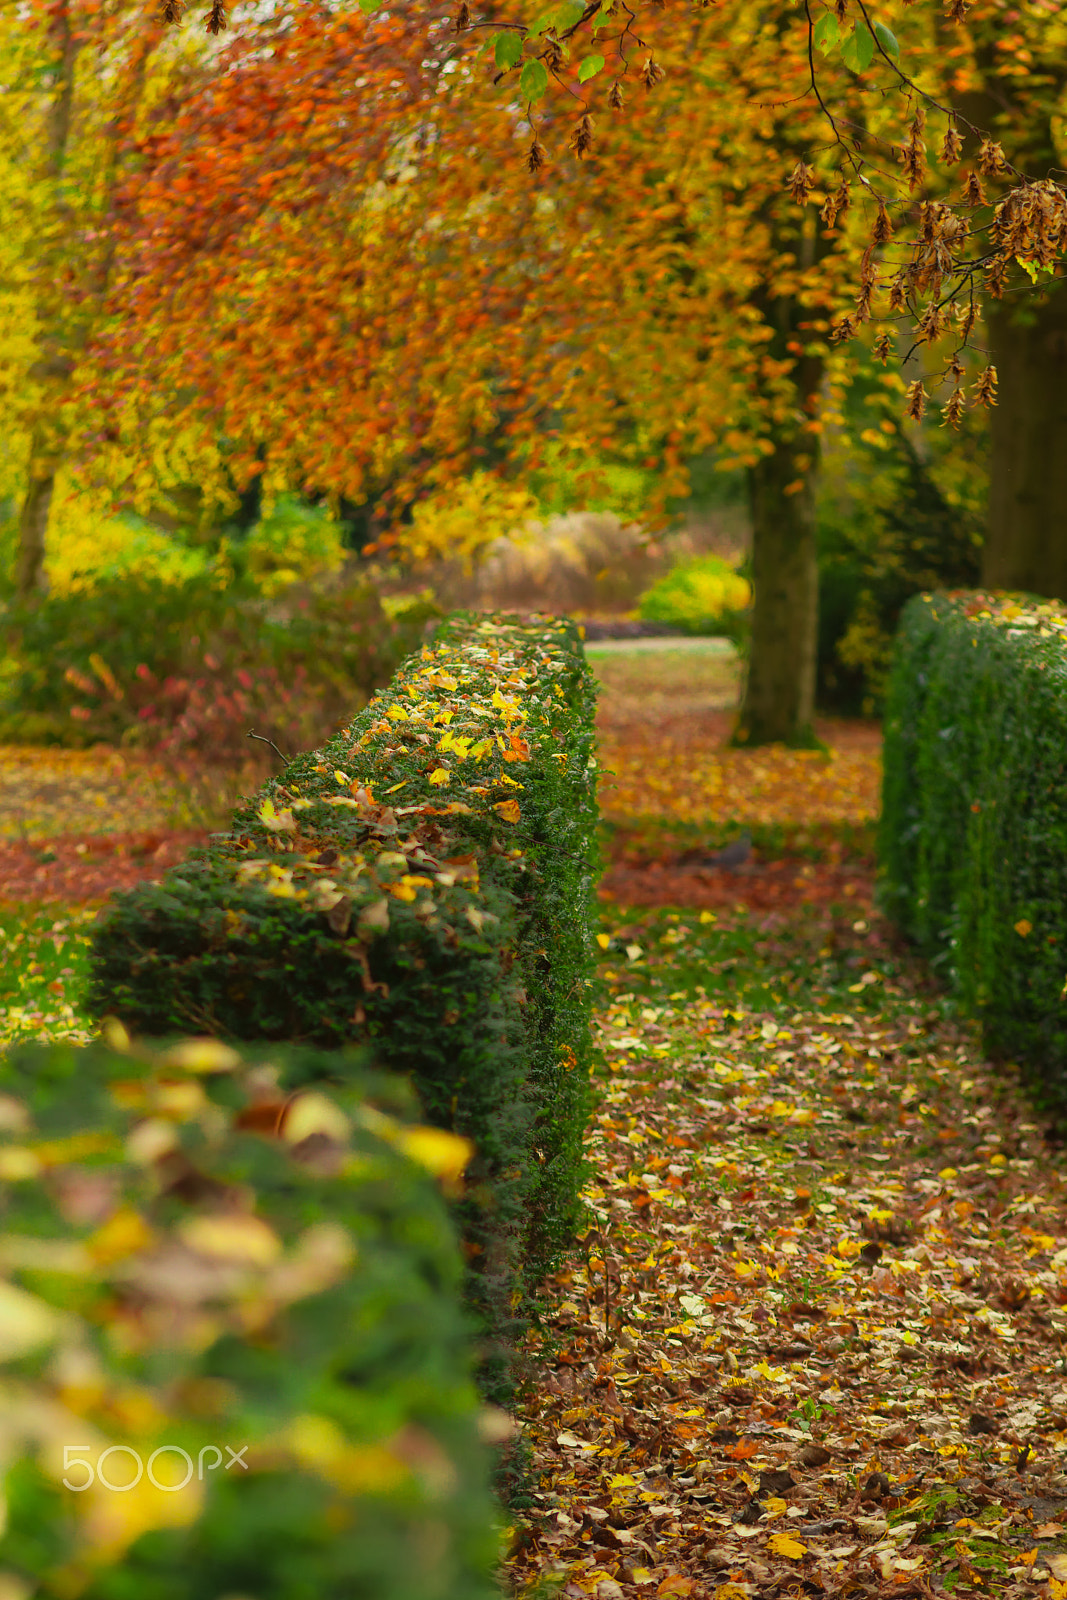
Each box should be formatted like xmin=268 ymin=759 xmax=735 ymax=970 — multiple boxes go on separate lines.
xmin=89 ymin=0 xmax=880 ymax=743
xmin=777 ymin=4 xmax=1067 ymax=601
xmin=0 ymin=0 xmax=195 ymax=601
xmin=948 ymin=10 xmax=1067 ymax=598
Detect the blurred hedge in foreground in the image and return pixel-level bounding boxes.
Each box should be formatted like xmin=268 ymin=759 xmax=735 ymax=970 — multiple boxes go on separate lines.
xmin=89 ymin=613 xmax=600 ymax=1401
xmin=0 ymin=1035 xmax=500 ymax=1600
xmin=881 ymin=591 xmax=1067 ymax=1103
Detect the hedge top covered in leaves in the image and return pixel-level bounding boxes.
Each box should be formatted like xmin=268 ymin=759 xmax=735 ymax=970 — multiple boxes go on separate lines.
xmin=224 ymin=609 xmax=595 ymax=924
xmin=0 ymin=1033 xmax=501 ymax=1600
xmin=881 ymin=589 xmax=1067 ymax=1100
xmin=94 ymin=612 xmax=596 ymax=1018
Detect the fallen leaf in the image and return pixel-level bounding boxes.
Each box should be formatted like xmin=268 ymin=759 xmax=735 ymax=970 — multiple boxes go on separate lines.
xmin=767 ymin=1532 xmax=807 ymax=1559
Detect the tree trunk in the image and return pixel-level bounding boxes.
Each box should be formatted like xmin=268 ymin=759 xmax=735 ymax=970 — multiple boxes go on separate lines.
xmin=982 ymin=285 xmax=1067 ymax=600
xmin=13 ymin=464 xmax=55 ymax=600
xmin=735 ymin=430 xmax=820 ymax=745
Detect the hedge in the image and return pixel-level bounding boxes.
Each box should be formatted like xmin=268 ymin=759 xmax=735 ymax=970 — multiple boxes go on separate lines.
xmin=88 ymin=613 xmax=600 ymax=1394
xmin=0 ymin=1035 xmax=500 ymax=1600
xmin=881 ymin=590 xmax=1067 ymax=1103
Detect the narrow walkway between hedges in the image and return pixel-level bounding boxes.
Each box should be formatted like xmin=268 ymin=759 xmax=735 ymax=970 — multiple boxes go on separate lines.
xmin=506 ymin=904 xmax=1067 ymax=1600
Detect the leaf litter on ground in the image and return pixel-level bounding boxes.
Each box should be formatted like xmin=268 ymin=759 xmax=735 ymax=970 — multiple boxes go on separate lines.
xmin=592 ymin=645 xmax=881 ymax=833
xmin=506 ymin=904 xmax=1067 ymax=1600
xmin=0 ymin=744 xmax=191 ymax=840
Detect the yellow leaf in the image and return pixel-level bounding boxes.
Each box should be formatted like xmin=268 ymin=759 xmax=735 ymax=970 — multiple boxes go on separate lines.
xmin=428 ymin=767 xmax=451 ymax=786
xmin=767 ymin=1532 xmax=807 ymax=1559
xmin=396 ymin=1126 xmax=474 ymax=1183
xmin=283 ymin=1414 xmax=410 ymax=1493
xmin=179 ymin=1213 xmax=282 ymax=1266
xmin=88 ymin=1207 xmax=155 ymax=1265
xmin=0 ymin=1281 xmax=63 ymax=1360
xmin=283 ymin=1093 xmax=350 ymax=1146
xmin=0 ymin=1146 xmax=41 ymax=1180
xmin=493 ymin=798 xmax=521 ymax=823
xmin=257 ymin=798 xmax=296 ymax=832
xmin=79 ymin=1468 xmax=204 ymax=1562
xmin=161 ymin=1038 xmax=242 ymax=1075
xmin=657 ymin=1578 xmax=695 ymax=1596
xmin=596 ymin=932 xmax=611 ymax=949
xmin=1015 ymin=919 xmax=1032 ymax=937
xmin=125 ymin=1117 xmax=180 ymax=1166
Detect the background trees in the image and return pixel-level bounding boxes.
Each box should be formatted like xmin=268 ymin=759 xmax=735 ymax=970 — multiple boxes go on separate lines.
xmin=1 ymin=0 xmax=199 ymax=600
xmin=92 ymin=0 xmax=880 ymax=743
xmin=4 ymin=0 xmax=1063 ymax=740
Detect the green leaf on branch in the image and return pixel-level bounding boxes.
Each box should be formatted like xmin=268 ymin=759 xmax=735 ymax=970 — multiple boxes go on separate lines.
xmin=578 ymin=53 xmax=605 ymax=82
xmin=520 ymin=58 xmax=550 ymax=101
xmin=872 ymin=20 xmax=899 ymax=61
xmin=552 ymin=0 xmax=586 ymax=29
xmin=495 ymin=32 xmax=524 ymax=70
xmin=812 ymin=12 xmax=841 ymax=54
xmin=839 ymin=21 xmax=875 ymax=73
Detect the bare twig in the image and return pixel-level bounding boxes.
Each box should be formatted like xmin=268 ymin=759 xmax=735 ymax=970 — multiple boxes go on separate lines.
xmin=246 ymin=729 xmax=291 ymax=767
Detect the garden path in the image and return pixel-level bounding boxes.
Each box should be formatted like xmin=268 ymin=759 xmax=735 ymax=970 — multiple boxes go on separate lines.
xmin=505 ymin=654 xmax=1067 ymax=1600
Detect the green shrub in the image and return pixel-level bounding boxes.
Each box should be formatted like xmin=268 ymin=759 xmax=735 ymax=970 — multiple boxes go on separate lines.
xmin=637 ymin=554 xmax=751 ymax=638
xmin=880 ymin=591 xmax=1067 ymax=1106
xmin=88 ymin=613 xmax=600 ymax=1397
xmin=0 ymin=1034 xmax=500 ymax=1600
xmin=0 ymin=573 xmax=436 ymax=753
xmin=235 ymin=493 xmax=347 ymax=594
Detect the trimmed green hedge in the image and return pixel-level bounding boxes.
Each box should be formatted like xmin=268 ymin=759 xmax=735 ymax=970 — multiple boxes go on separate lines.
xmin=0 ymin=1036 xmax=500 ymax=1600
xmin=88 ymin=613 xmax=599 ymax=1394
xmin=881 ymin=590 xmax=1067 ymax=1102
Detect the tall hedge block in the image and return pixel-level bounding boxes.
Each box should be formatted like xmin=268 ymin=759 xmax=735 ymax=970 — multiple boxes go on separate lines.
xmin=881 ymin=590 xmax=1067 ymax=1101
xmin=88 ymin=614 xmax=600 ymax=1388
xmin=0 ymin=1036 xmax=499 ymax=1600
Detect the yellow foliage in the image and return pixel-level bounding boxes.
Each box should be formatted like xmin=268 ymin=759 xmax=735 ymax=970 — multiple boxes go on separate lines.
xmin=395 ymin=473 xmax=539 ymax=571
xmin=45 ymin=480 xmax=208 ymax=595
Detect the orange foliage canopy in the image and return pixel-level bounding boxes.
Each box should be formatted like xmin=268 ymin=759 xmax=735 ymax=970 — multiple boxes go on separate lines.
xmin=95 ymin=0 xmax=865 ymax=516
xmin=133 ymin=0 xmax=1067 ymax=443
